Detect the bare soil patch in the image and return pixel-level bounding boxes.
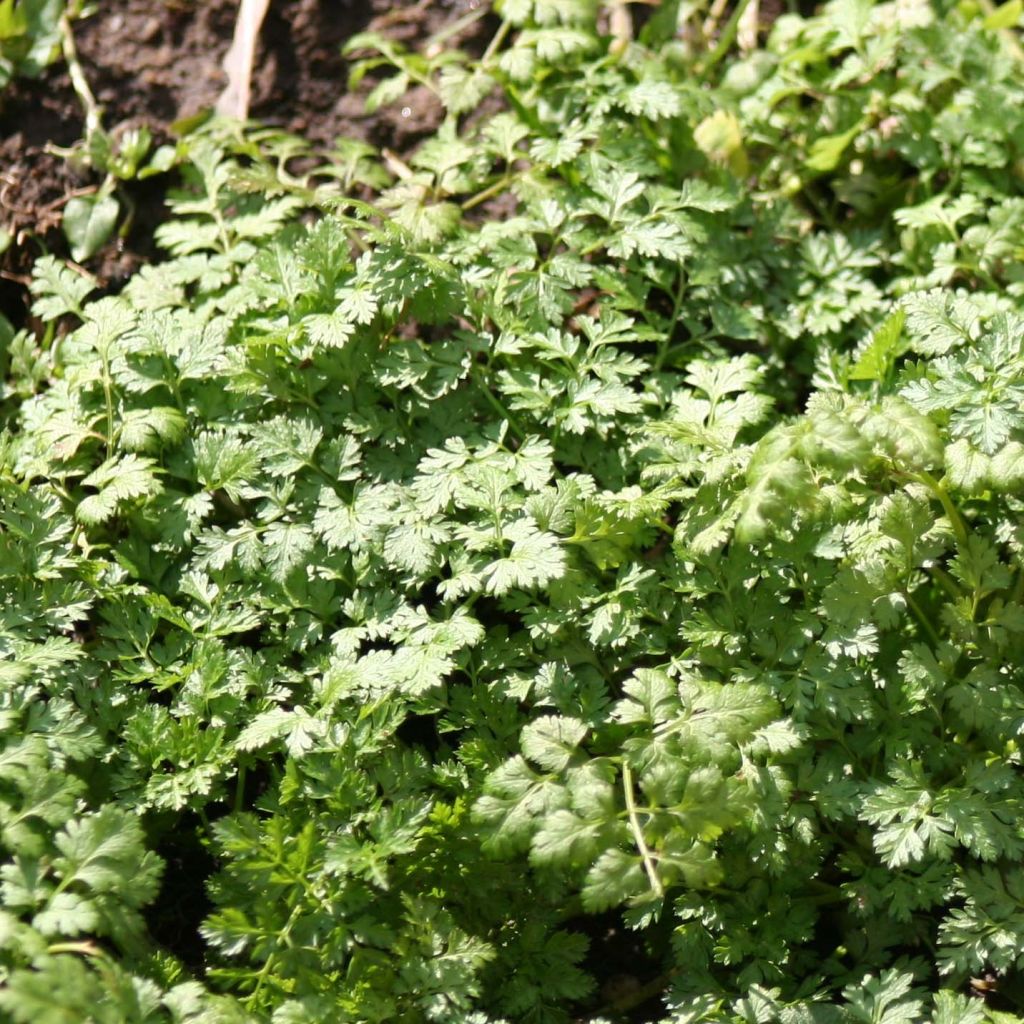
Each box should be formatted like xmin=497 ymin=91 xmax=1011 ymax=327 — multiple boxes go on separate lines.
xmin=0 ymin=0 xmax=490 ymax=325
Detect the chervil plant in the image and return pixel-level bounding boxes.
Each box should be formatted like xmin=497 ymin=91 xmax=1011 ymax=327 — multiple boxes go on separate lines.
xmin=6 ymin=0 xmax=1024 ymax=1020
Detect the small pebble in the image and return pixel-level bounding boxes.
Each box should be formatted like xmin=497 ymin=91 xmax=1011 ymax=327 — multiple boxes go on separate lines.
xmin=140 ymin=17 xmax=162 ymax=43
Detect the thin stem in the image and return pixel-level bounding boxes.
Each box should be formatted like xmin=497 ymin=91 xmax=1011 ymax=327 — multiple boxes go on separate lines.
xmin=405 ymin=64 xmax=442 ymax=98
xmin=654 ymin=270 xmax=687 ymax=372
xmin=302 ymin=458 xmax=350 ymax=496
xmin=59 ymin=10 xmax=103 ymax=143
xmin=235 ymin=762 xmax=248 ymax=813
xmin=482 ymin=16 xmax=512 ymax=65
xmin=905 ymin=590 xmax=941 ymax=648
xmin=474 ymin=366 xmax=527 ymax=440
xmin=248 ymin=897 xmax=305 ymax=1007
xmin=210 ymin=203 xmax=233 ymax=255
xmin=702 ymin=0 xmax=730 ymax=42
xmin=700 ymin=0 xmax=755 ymax=75
xmin=928 ymin=563 xmax=962 ymax=602
xmin=591 ymin=967 xmax=679 ymax=1018
xmin=426 ymin=3 xmax=491 ymax=56
xmin=101 ymin=353 xmax=115 ymax=458
xmin=47 ymin=941 xmax=105 ymax=958
xmin=622 ymin=762 xmax=664 ymax=899
xmin=196 ymin=806 xmax=212 ymax=834
xmin=461 ymin=173 xmax=520 ymax=211
xmin=914 ymin=470 xmax=970 ymax=548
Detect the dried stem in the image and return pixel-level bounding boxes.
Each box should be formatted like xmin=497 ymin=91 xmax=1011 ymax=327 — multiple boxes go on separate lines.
xmin=217 ymin=0 xmax=272 ymax=120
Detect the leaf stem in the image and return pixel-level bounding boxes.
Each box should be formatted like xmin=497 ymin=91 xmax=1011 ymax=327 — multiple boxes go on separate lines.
xmin=700 ymin=0 xmax=755 ymax=75
xmin=59 ymin=9 xmax=103 ymax=144
xmin=248 ymin=896 xmax=305 ymax=1007
xmin=654 ymin=270 xmax=687 ymax=373
xmin=474 ymin=366 xmax=526 ymax=440
xmin=461 ymin=173 xmax=520 ymax=212
xmin=590 ymin=966 xmax=680 ymax=1019
xmin=622 ymin=761 xmax=664 ymax=899
xmin=914 ymin=470 xmax=969 ymax=549
xmin=47 ymin=941 xmax=106 ymax=958
xmin=426 ymin=2 xmax=491 ymax=55
xmin=100 ymin=353 xmax=115 ymax=458
xmin=481 ymin=16 xmax=512 ymax=65
xmin=235 ymin=762 xmax=248 ymax=813
xmin=904 ymin=589 xmax=941 ymax=648
xmin=928 ymin=563 xmax=962 ymax=602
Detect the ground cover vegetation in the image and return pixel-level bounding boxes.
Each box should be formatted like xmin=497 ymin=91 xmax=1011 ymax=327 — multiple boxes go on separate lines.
xmin=4 ymin=0 xmax=1024 ymax=1019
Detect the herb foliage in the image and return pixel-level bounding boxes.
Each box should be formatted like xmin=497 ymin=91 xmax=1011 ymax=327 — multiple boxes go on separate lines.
xmin=0 ymin=0 xmax=62 ymax=95
xmin=5 ymin=0 xmax=1024 ymax=1021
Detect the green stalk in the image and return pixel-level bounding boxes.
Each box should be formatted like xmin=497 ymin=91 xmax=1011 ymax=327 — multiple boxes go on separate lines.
xmin=474 ymin=366 xmax=527 ymax=440
xmin=234 ymin=762 xmax=248 ymax=813
xmin=928 ymin=564 xmax=962 ymax=602
xmin=47 ymin=941 xmax=105 ymax=958
xmin=462 ymin=173 xmax=518 ymax=212
xmin=700 ymin=0 xmax=755 ymax=75
xmin=425 ymin=2 xmax=492 ymax=56
xmin=100 ymin=351 xmax=115 ymax=458
xmin=905 ymin=590 xmax=942 ymax=648
xmin=481 ymin=16 xmax=512 ymax=66
xmin=654 ymin=270 xmax=687 ymax=373
xmin=622 ymin=762 xmax=664 ymax=899
xmin=58 ymin=9 xmax=103 ymax=144
xmin=915 ymin=470 xmax=970 ymax=549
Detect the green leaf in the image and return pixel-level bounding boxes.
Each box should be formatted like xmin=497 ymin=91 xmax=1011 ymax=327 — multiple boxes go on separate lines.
xmin=901 ymin=291 xmax=980 ymax=355
xmin=929 ymin=992 xmax=985 ymax=1024
xmin=29 ymin=255 xmax=95 ymax=321
xmin=482 ymin=524 xmax=565 ymax=594
xmin=62 ymin=195 xmax=120 ymax=263
xmin=581 ymin=847 xmax=645 ymax=911
xmin=850 ymin=310 xmax=906 ymax=381
xmin=861 ymin=397 xmax=943 ymax=470
xmin=77 ymin=455 xmax=163 ymax=524
xmin=984 ymin=0 xmax=1023 ymax=29
xmin=521 ymin=717 xmax=587 ymax=772
xmin=805 ymin=121 xmax=863 ymax=173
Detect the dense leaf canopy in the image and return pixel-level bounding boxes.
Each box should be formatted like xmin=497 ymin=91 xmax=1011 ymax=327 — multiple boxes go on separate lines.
xmin=5 ymin=0 xmax=1024 ymax=1021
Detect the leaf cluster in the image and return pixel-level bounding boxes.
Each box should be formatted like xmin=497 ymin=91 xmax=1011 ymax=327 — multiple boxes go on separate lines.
xmin=0 ymin=0 xmax=62 ymax=95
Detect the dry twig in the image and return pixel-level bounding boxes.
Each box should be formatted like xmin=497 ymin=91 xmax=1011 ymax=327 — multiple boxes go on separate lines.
xmin=217 ymin=0 xmax=272 ymax=120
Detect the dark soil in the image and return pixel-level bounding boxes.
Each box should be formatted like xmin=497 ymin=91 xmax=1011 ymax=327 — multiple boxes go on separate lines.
xmin=0 ymin=0 xmax=491 ymax=327
xmin=0 ymin=0 xmax=786 ymax=330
